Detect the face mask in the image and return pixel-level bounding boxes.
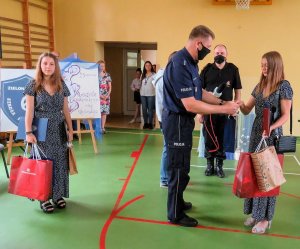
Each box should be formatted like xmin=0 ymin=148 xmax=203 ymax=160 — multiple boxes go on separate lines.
xmin=198 ymin=43 xmax=210 ymax=60
xmin=214 ymin=55 xmax=226 ymax=64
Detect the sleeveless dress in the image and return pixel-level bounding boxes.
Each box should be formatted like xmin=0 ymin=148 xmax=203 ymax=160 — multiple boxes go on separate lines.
xmin=24 ymin=80 xmax=71 ymax=202
xmin=244 ymin=80 xmax=293 ymax=221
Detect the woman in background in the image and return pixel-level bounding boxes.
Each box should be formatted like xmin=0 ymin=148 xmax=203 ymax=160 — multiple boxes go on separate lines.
xmin=98 ymin=60 xmax=112 ymax=134
xmin=239 ymin=51 xmax=293 ymax=234
xmin=140 ymin=61 xmax=156 ymax=129
xmin=129 ymin=68 xmax=142 ymax=123
xmin=25 ymin=52 xmax=73 ymax=213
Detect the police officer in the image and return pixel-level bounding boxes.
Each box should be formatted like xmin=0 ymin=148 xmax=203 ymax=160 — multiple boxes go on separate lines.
xmin=162 ymin=25 xmax=239 ymax=227
xmin=201 ymin=44 xmax=242 ymax=178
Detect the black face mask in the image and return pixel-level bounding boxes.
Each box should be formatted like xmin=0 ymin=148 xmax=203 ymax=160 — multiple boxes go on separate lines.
xmin=198 ymin=43 xmax=210 ymax=60
xmin=214 ymin=55 xmax=226 ymax=64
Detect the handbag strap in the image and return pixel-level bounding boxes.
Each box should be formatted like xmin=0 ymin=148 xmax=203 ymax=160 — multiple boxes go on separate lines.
xmin=273 ymin=81 xmax=293 ymax=135
xmin=290 ymin=105 xmax=293 ymax=134
xmin=254 ymin=137 xmax=268 ymax=153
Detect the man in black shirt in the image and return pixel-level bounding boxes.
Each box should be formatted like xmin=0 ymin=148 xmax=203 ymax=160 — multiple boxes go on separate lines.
xmin=201 ymin=44 xmax=242 ymax=178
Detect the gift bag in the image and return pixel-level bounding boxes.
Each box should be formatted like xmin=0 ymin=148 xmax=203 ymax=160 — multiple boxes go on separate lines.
xmin=251 ymin=138 xmax=286 ymax=192
xmin=68 ymin=142 xmax=78 ymax=175
xmin=232 ymin=152 xmax=284 ymax=198
xmin=8 ymin=144 xmax=53 ymax=201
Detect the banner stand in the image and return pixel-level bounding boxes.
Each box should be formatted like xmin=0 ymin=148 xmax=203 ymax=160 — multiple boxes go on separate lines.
xmin=1 ymin=62 xmax=27 ymax=164
xmin=74 ymin=118 xmax=98 ymax=154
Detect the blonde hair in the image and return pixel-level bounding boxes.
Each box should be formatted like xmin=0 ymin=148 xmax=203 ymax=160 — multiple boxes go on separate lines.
xmin=97 ymin=60 xmax=105 ymax=64
xmin=257 ymin=51 xmax=285 ymax=96
xmin=34 ymin=52 xmax=62 ymax=93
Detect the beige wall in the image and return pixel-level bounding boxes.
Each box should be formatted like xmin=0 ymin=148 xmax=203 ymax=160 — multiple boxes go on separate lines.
xmin=0 ymin=0 xmax=22 ymax=19
xmin=53 ymin=0 xmax=300 ymax=134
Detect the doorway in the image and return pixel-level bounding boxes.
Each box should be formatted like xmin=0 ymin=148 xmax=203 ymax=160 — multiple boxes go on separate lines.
xmin=103 ymin=42 xmax=157 ymax=120
xmin=123 ymin=49 xmax=157 ymax=116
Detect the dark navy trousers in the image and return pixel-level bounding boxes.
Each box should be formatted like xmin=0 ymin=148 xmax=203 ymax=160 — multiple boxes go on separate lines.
xmin=162 ymin=109 xmax=194 ymax=221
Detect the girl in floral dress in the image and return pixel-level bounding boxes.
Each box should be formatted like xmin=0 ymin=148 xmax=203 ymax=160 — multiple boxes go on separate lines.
xmin=239 ymin=51 xmax=293 ymax=234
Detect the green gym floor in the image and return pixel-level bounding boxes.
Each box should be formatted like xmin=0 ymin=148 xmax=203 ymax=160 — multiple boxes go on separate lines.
xmin=1 ymin=128 xmax=300 ymax=249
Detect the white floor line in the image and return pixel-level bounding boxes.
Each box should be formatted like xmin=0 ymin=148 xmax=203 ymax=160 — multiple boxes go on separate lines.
xmin=107 ymin=130 xmax=200 ymax=139
xmin=108 ymin=130 xmax=163 ymax=136
xmin=191 ymin=165 xmax=235 ymax=170
xmin=281 ymin=154 xmax=300 ymax=166
xmin=190 ymin=164 xmax=300 ymax=176
xmin=293 ymin=155 xmax=300 ymax=166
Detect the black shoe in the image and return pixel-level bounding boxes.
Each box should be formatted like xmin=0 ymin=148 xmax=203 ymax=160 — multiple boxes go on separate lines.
xmin=183 ymin=201 xmax=192 ymax=211
xmin=143 ymin=123 xmax=149 ymax=129
xmin=53 ymin=197 xmax=66 ymax=209
xmin=40 ymin=201 xmax=54 ymax=214
xmin=170 ymin=214 xmax=198 ymax=227
xmin=148 ymin=123 xmax=154 ymax=129
xmin=215 ymin=158 xmax=225 ymax=178
xmin=205 ymin=158 xmax=215 ymax=176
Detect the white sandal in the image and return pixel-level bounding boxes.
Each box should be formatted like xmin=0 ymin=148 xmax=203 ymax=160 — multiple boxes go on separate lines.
xmin=251 ymin=220 xmax=272 ymax=234
xmin=244 ymin=217 xmax=256 ymax=227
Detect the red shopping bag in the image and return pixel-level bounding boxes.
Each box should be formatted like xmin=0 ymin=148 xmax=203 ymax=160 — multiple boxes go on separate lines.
xmin=232 ymin=152 xmax=284 ymax=198
xmin=8 ymin=156 xmax=53 ymax=201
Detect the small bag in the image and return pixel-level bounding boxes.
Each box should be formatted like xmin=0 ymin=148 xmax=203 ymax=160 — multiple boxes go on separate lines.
xmin=8 ymin=144 xmax=53 ymax=201
xmin=232 ymin=151 xmax=284 ymax=198
xmin=67 ymin=142 xmax=78 ymax=175
xmin=272 ymin=85 xmax=296 ymax=153
xmin=275 ymin=135 xmax=296 ymax=153
xmin=274 ymin=105 xmax=296 ymax=153
xmin=251 ymin=138 xmax=286 ymax=192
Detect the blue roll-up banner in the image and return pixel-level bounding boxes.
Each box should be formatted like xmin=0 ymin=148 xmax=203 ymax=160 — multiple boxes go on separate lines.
xmin=0 ymin=55 xmax=101 ymax=132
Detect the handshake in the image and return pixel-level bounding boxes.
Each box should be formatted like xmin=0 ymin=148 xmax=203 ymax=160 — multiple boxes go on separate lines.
xmin=220 ymin=100 xmax=244 ymax=116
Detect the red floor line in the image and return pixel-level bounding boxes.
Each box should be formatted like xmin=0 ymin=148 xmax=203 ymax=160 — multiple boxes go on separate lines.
xmin=112 ymin=135 xmax=148 ymax=212
xmin=115 ymin=215 xmax=300 ymax=241
xmin=99 ymin=135 xmax=149 ymax=249
xmin=114 ymin=195 xmax=144 ymax=214
xmin=280 ymin=192 xmax=300 ymax=200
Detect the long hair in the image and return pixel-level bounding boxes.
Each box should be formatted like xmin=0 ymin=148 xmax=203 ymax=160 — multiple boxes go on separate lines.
xmin=141 ymin=61 xmax=155 ymax=80
xmin=257 ymin=51 xmax=285 ymax=96
xmin=34 ymin=52 xmax=62 ymax=93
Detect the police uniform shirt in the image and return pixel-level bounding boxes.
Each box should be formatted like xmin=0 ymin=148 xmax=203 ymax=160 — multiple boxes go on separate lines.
xmin=200 ymin=62 xmax=242 ymax=101
xmin=163 ymin=47 xmax=202 ymax=115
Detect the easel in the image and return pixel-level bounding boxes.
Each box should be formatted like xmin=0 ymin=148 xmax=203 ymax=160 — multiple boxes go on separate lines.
xmin=5 ymin=131 xmax=24 ymax=165
xmin=73 ymin=118 xmax=98 ymax=154
xmin=2 ymin=119 xmax=99 ymax=164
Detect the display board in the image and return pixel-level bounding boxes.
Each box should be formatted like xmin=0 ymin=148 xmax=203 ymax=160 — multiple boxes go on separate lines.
xmin=0 ymin=62 xmax=100 ymax=132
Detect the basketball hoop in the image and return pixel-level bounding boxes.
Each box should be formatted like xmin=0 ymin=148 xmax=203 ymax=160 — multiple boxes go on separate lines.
xmin=235 ymin=0 xmax=250 ymax=10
